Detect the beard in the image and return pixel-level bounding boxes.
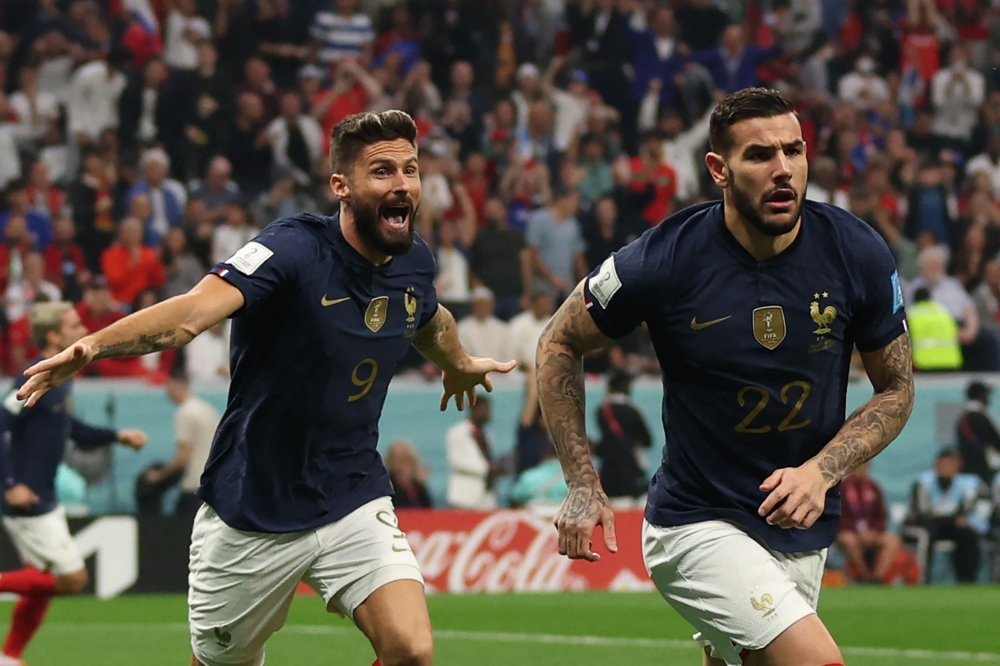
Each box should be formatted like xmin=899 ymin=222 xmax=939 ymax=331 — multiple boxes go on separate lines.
xmin=352 ymin=192 xmax=417 ymax=257
xmin=729 ymin=170 xmax=803 ymax=237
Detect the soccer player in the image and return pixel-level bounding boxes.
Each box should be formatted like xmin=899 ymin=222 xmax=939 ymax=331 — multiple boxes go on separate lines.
xmin=17 ymin=110 xmax=515 ymax=666
xmin=0 ymin=301 xmax=147 ymax=666
xmin=536 ymin=89 xmax=914 ymax=666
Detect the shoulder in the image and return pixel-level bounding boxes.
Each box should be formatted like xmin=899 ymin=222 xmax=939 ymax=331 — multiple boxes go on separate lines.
xmin=804 ymin=200 xmax=893 ymax=263
xmin=615 ymin=200 xmax=721 ymax=271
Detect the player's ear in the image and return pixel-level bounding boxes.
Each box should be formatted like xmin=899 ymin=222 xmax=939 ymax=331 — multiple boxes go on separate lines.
xmin=706 ymin=152 xmax=728 ymax=188
xmin=330 ymin=173 xmax=351 ymax=202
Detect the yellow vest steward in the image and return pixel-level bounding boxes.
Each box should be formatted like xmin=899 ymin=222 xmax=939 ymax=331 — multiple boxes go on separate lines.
xmin=908 ymin=300 xmax=962 ymax=370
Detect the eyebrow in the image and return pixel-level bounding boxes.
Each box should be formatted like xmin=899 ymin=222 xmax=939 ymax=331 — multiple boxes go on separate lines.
xmin=743 ymin=139 xmax=805 ymax=154
xmin=369 ymin=157 xmax=419 ymax=168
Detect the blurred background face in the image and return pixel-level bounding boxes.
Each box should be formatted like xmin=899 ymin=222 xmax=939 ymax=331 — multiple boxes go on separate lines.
xmin=143 ymin=158 xmax=168 ymax=186
xmin=23 ymin=252 xmax=44 ymax=281
xmin=54 ymin=218 xmax=75 ymax=243
xmin=52 ymin=308 xmax=88 ymax=350
xmin=130 ymin=194 xmax=153 ymax=220
xmin=164 ymin=227 xmax=187 ymax=255
xmin=120 ymin=218 xmax=143 ymax=246
xmin=471 ymin=295 xmax=493 ymax=319
xmin=935 ymin=453 xmax=961 ymax=479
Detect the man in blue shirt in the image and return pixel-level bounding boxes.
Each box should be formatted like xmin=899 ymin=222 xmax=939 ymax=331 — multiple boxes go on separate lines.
xmin=19 ymin=110 xmax=514 ymax=666
xmin=0 ymin=301 xmax=146 ymax=666
xmin=537 ymin=89 xmax=914 ymax=666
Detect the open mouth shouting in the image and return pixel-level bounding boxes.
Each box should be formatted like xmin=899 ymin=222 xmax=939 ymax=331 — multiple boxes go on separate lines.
xmin=763 ymin=188 xmax=796 ymax=214
xmin=380 ymin=202 xmax=412 ymax=232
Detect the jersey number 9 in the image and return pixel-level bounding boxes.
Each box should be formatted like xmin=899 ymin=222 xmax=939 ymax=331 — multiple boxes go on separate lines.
xmin=349 ymin=358 xmax=379 ymax=402
xmin=734 ymin=381 xmax=812 ymax=433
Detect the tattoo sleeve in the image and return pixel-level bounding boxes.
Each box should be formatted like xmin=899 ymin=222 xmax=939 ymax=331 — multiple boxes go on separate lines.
xmin=412 ymin=305 xmax=467 ymax=373
xmin=811 ymin=332 xmax=915 ymax=486
xmin=535 ymin=283 xmax=613 ymax=487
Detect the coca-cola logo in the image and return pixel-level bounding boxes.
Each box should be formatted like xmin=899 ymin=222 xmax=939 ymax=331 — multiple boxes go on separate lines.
xmin=406 ymin=511 xmax=586 ymax=593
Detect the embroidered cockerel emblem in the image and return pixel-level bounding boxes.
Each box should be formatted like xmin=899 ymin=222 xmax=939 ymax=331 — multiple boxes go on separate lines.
xmin=810 ymin=300 xmax=837 ymax=335
xmin=750 ymin=593 xmax=775 ymax=616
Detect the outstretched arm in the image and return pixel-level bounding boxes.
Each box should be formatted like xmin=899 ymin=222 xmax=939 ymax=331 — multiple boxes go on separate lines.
xmin=759 ymin=332 xmax=914 ymax=528
xmin=413 ymin=305 xmax=516 ymax=411
xmin=18 ymin=275 xmax=244 ymax=406
xmin=536 ymin=282 xmax=616 ymax=561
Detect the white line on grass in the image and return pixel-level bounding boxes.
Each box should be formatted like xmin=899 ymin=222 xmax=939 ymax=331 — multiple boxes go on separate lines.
xmin=47 ymin=624 xmax=1000 ymax=662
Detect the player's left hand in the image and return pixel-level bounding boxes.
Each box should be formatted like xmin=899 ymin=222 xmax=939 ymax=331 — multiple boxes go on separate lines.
xmin=116 ymin=429 xmax=148 ymax=450
xmin=757 ymin=461 xmax=832 ymax=530
xmin=439 ymin=356 xmax=517 ymax=411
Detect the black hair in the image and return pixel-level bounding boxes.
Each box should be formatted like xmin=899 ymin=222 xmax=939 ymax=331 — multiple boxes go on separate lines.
xmin=913 ymin=287 xmax=932 ymax=302
xmin=330 ymin=110 xmax=418 ymax=175
xmin=709 ymin=88 xmax=798 ymax=155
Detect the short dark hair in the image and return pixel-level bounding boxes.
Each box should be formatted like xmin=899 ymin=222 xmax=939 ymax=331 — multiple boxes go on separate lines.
xmin=330 ymin=110 xmax=418 ymax=175
xmin=709 ymin=88 xmax=797 ymax=155
xmin=913 ymin=287 xmax=932 ymax=302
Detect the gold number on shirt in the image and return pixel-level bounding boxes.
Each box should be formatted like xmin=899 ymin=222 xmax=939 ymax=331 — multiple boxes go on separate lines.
xmin=348 ymin=358 xmax=378 ymax=402
xmin=376 ymin=509 xmax=410 ymax=552
xmin=734 ymin=381 xmax=813 ymax=433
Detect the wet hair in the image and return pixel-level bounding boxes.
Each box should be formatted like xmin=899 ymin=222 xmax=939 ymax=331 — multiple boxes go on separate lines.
xmin=709 ymin=88 xmax=798 ymax=155
xmin=329 ymin=110 xmax=418 ymax=175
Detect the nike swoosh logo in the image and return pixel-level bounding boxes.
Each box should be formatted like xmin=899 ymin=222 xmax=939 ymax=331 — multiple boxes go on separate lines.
xmin=690 ymin=315 xmax=731 ymax=330
xmin=321 ymin=296 xmax=351 ymax=307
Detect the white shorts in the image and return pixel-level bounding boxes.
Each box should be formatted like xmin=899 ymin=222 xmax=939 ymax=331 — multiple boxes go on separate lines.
xmin=189 ymin=496 xmax=424 ymax=666
xmin=2 ymin=505 xmax=84 ymax=576
xmin=642 ymin=519 xmax=826 ymax=666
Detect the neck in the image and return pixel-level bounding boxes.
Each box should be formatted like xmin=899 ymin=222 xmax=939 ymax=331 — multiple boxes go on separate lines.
xmin=339 ymin=204 xmax=391 ymax=265
xmin=723 ymin=198 xmax=800 ymax=261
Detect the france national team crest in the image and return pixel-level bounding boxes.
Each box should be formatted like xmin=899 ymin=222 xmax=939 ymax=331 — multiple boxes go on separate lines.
xmin=752 ymin=306 xmax=786 ymax=350
xmin=365 ymin=296 xmax=389 ymax=332
xmin=891 ymin=271 xmax=904 ymax=313
xmin=403 ymin=288 xmax=418 ymax=337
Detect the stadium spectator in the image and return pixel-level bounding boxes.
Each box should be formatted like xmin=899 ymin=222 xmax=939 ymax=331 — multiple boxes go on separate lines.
xmin=930 ymin=43 xmax=984 ymax=152
xmin=185 ymin=320 xmax=230 ymax=382
xmin=469 ymin=197 xmax=530 ymax=321
xmin=76 ymin=277 xmax=147 ymax=378
xmin=127 ymin=148 xmax=187 ymax=248
xmin=906 ymin=448 xmax=983 ymax=583
xmin=456 ymin=287 xmax=509 ymax=364
xmin=629 ymin=130 xmax=679 ymax=226
xmin=509 ymin=443 xmax=567 ymax=509
xmin=908 ymin=286 xmax=963 ymax=371
xmin=0 ymin=180 xmax=53 ymax=250
xmin=526 ymin=185 xmax=586 ymax=301
xmin=67 ymin=47 xmax=131 ymax=145
xmin=160 ymin=227 xmax=204 ymax=299
xmin=446 ymin=395 xmax=505 ymax=510
xmin=7 ymin=65 xmax=60 ymax=153
xmin=972 ymin=260 xmax=1000 ymax=333
xmin=956 ymin=381 xmax=1000 ymax=486
xmin=838 ymin=53 xmax=891 ymax=111
xmin=584 ymin=196 xmax=632 ymax=272
xmin=264 ymin=90 xmax=325 ymax=183
xmin=594 ymin=369 xmax=652 ymax=501
xmin=386 ymin=441 xmax=433 ymax=510
xmin=44 ymin=219 xmax=88 ymax=303
xmin=310 ymin=0 xmax=374 ymax=67
xmin=143 ymin=371 xmax=220 ymax=516
xmin=224 ymin=91 xmax=273 ymax=197
xmin=5 ymin=251 xmax=61 ymax=324
xmin=965 ymin=132 xmax=1000 ymax=199
xmin=163 ymin=0 xmax=212 ymax=71
xmin=69 ymin=149 xmax=120 ymax=271
xmin=188 ymin=156 xmax=241 ymax=223
xmin=100 ymin=217 xmax=166 ymax=307
xmin=0 ymin=216 xmax=35 ymax=297
xmin=434 ymin=219 xmax=471 ymax=319
xmin=118 ymin=57 xmax=171 ymax=161
xmin=836 ymin=462 xmax=902 ymax=584
xmin=805 ymin=156 xmax=850 ymax=210
xmin=211 ymin=201 xmax=258 ymax=266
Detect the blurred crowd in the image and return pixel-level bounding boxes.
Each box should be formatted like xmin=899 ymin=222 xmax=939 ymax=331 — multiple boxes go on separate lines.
xmin=3 ymin=0 xmax=1000 ymax=376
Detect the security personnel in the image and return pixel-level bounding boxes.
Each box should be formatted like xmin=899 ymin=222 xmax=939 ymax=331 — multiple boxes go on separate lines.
xmin=908 ymin=287 xmax=962 ymax=370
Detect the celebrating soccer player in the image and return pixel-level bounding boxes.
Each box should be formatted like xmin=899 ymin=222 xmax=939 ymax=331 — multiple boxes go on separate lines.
xmin=536 ymin=89 xmax=914 ymax=666
xmin=17 ymin=110 xmax=515 ymax=666
xmin=0 ymin=301 xmax=147 ymax=666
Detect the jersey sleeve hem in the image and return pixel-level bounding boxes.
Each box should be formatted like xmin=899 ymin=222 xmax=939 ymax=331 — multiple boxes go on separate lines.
xmin=855 ymin=322 xmax=907 ymax=354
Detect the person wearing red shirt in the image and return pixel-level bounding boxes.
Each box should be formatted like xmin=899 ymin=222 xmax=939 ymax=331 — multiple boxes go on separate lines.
xmin=100 ymin=217 xmax=165 ymax=306
xmin=312 ymin=58 xmax=383 ymax=145
xmin=629 ymin=131 xmax=678 ymax=226
xmin=75 ymin=276 xmax=147 ymax=378
xmin=836 ymin=462 xmax=901 ymax=584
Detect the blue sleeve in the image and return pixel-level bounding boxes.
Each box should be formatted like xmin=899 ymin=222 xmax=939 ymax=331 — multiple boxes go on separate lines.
xmin=0 ymin=382 xmax=26 ymax=488
xmin=582 ymin=231 xmax=661 ymax=340
xmin=209 ymin=221 xmax=319 ymax=313
xmin=850 ymin=231 xmax=908 ymax=353
xmin=69 ymin=418 xmax=117 ymax=450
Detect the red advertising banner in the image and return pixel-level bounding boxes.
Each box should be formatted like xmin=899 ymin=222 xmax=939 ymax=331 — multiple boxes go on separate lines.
xmin=397 ymin=508 xmax=654 ymax=593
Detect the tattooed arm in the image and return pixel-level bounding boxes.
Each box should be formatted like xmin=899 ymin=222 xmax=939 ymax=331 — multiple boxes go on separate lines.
xmin=413 ymin=305 xmax=516 ymax=412
xmin=536 ymin=282 xmax=617 ymax=561
xmin=758 ymin=332 xmax=915 ymax=529
xmin=17 ymin=275 xmax=244 ymax=406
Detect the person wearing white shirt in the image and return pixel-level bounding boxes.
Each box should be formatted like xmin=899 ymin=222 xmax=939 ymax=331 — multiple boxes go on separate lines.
xmin=837 ymin=55 xmax=891 ymax=111
xmin=508 ymin=292 xmax=555 ymax=369
xmin=144 ymin=373 xmax=222 ymax=515
xmin=185 ymin=320 xmax=231 ymax=382
xmin=434 ymin=219 xmax=471 ymax=314
xmin=805 ymin=157 xmax=851 ymax=210
xmin=68 ymin=50 xmax=130 ymax=143
xmin=638 ymin=95 xmax=713 ymax=203
xmin=965 ymin=134 xmax=1000 ymax=199
xmin=8 ymin=65 xmax=59 ymax=149
xmin=263 ymin=92 xmax=325 ymax=182
xmin=457 ymin=288 xmax=510 ymax=363
xmin=931 ymin=45 xmax=985 ymax=143
xmin=5 ymin=251 xmax=61 ymax=323
xmin=212 ymin=202 xmax=259 ymax=265
xmin=446 ymin=397 xmax=500 ymax=509
xmin=163 ymin=0 xmax=211 ymax=71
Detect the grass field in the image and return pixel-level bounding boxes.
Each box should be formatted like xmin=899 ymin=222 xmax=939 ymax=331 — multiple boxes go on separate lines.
xmin=13 ymin=586 xmax=1000 ymax=665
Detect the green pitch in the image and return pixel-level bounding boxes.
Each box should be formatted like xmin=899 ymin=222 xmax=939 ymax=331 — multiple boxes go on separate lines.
xmin=15 ymin=587 xmax=1000 ymax=665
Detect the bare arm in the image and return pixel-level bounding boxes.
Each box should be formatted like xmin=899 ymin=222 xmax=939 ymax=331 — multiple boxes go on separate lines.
xmin=18 ymin=276 xmax=244 ymax=405
xmin=536 ymin=282 xmax=616 ymax=560
xmin=811 ymin=332 xmax=915 ymax=485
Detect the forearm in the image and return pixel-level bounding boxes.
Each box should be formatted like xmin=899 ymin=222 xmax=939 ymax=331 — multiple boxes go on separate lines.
xmin=89 ymin=294 xmax=203 ymax=360
xmin=412 ymin=305 xmax=469 ymax=373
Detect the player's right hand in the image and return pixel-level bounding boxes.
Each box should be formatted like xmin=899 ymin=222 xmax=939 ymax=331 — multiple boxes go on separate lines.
xmin=16 ymin=341 xmax=95 ymax=407
xmin=553 ymin=483 xmax=618 ymax=562
xmin=4 ymin=484 xmax=39 ymax=510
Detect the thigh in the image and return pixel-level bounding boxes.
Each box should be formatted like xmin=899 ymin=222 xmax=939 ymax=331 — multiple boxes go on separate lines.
xmin=304 ymin=496 xmax=424 ymax=619
xmin=2 ymin=506 xmax=84 ymax=575
xmin=642 ymin=520 xmax=816 ymax=666
xmin=188 ymin=504 xmax=315 ymax=666
xmin=353 ymin=579 xmax=433 ymax=662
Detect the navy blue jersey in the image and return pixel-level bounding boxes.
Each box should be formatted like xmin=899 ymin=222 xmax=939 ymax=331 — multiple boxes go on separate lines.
xmin=203 ymin=213 xmax=438 ymax=533
xmin=0 ymin=365 xmax=117 ymax=516
xmin=584 ymin=201 xmax=907 ymax=552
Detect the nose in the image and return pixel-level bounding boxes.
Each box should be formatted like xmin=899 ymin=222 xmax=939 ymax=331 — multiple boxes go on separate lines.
xmin=391 ymin=170 xmax=410 ymax=193
xmin=774 ymin=152 xmax=793 ymax=181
